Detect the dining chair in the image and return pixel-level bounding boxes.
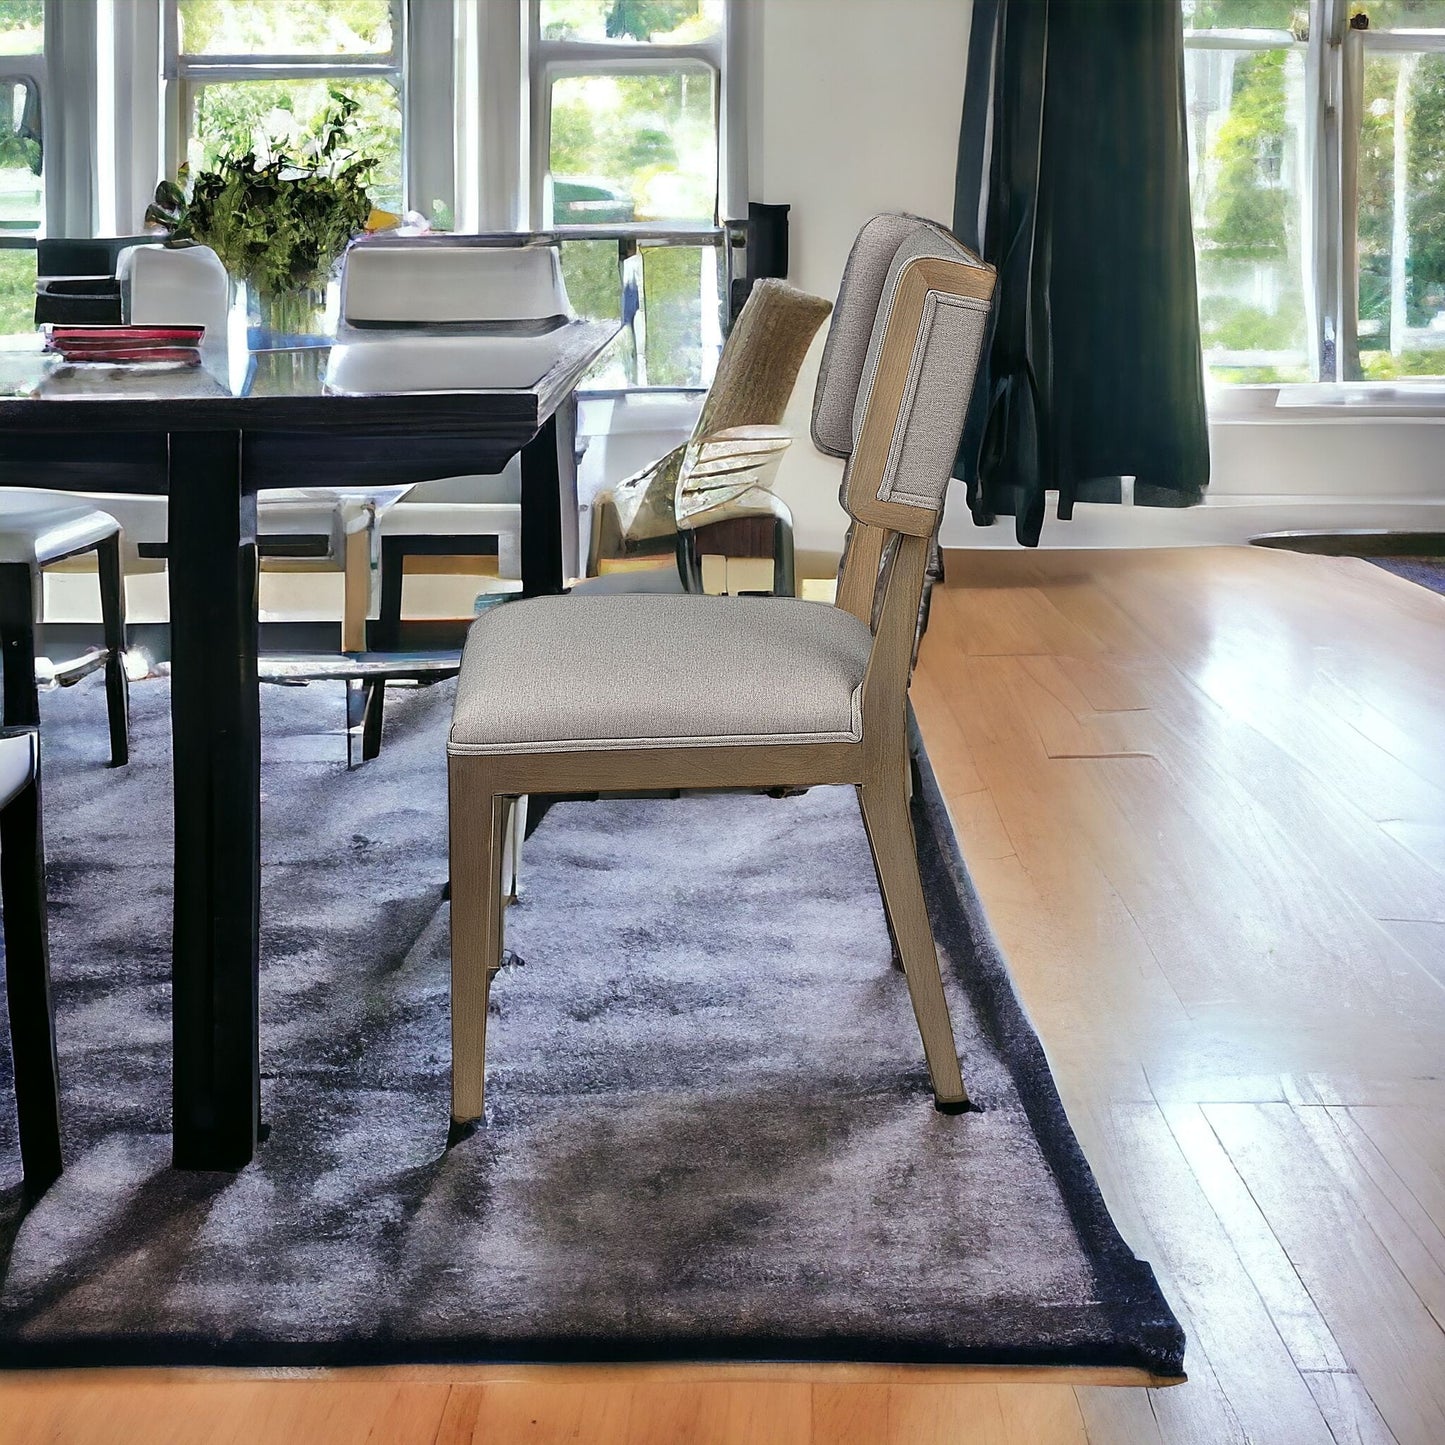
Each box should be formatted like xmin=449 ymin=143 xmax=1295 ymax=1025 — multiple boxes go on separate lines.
xmin=118 ymin=241 xmax=426 ymax=764
xmin=350 ymin=240 xmax=573 ymax=646
xmin=578 ymin=277 xmax=834 ymax=599
xmin=119 ymin=241 xmax=413 ymax=653
xmin=0 ymin=726 xmax=62 ymax=1197
xmin=0 ymin=490 xmax=128 ymax=767
xmin=445 ymin=213 xmax=995 ymax=1128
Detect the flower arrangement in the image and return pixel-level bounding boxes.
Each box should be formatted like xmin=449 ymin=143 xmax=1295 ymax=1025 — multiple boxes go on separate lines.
xmin=146 ymin=92 xmax=375 ymax=332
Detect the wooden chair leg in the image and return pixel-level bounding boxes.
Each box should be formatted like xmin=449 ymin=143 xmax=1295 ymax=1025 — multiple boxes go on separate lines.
xmin=855 ymin=785 xmax=904 ymax=972
xmin=0 ymin=562 xmax=40 ymax=732
xmin=0 ymin=749 xmax=61 ymax=1194
xmin=449 ymin=761 xmax=508 ymax=1131
xmin=342 ymin=525 xmax=370 ymax=655
xmin=96 ymin=533 xmax=129 ymax=767
xmin=857 ymin=773 xmax=970 ymax=1110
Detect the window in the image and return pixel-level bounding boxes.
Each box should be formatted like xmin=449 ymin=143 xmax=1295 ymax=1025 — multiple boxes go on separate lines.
xmin=75 ymin=0 xmax=741 ymax=391
xmin=1184 ymin=0 xmax=1445 ymax=385
xmin=0 ymin=0 xmax=42 ymax=335
xmin=164 ymin=0 xmax=406 ymax=215
xmin=1184 ymin=3 xmax=1312 ymax=384
xmin=531 ymin=0 xmax=729 ymax=389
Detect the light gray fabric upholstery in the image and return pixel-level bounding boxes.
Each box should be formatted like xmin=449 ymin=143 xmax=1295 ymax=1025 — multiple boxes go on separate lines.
xmin=448 ymin=595 xmax=873 ymax=755
xmin=809 ymin=213 xmax=988 ymax=520
xmin=0 ymin=730 xmax=36 ymax=811
xmin=811 ymin=214 xmax=991 ymax=527
xmin=852 ymin=228 xmax=991 ymax=516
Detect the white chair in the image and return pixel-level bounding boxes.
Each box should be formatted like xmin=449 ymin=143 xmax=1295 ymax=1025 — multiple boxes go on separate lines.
xmin=0 ymin=489 xmax=128 ymax=767
xmin=119 ymin=242 xmax=415 ymax=661
xmin=339 ymin=239 xmax=575 ymax=641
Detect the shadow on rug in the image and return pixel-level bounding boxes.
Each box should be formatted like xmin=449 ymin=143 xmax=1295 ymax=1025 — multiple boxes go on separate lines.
xmin=0 ymin=675 xmax=1184 ymax=1375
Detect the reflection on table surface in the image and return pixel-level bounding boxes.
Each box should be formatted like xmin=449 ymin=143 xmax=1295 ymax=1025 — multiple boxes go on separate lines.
xmin=0 ymin=317 xmax=615 ymax=404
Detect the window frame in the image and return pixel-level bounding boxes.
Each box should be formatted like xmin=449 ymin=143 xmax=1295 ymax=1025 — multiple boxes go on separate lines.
xmin=0 ymin=52 xmax=45 ymax=241
xmin=158 ymin=0 xmax=421 ymax=217
xmin=1183 ymin=14 xmax=1322 ymax=387
xmin=527 ymin=9 xmax=727 ymax=234
xmin=1185 ymin=0 xmax=1445 ymax=393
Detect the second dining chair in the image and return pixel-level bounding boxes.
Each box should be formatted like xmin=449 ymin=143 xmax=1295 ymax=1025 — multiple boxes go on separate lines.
xmin=0 ymin=490 xmax=129 ymax=767
xmin=444 ymin=213 xmax=995 ymax=1129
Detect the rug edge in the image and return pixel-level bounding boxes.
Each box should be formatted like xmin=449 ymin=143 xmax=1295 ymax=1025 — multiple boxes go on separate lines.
xmin=908 ymin=713 xmax=1187 ymax=1379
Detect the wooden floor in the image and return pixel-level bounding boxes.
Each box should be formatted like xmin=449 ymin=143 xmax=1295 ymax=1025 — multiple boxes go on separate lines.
xmin=5 ymin=544 xmax=1445 ymax=1442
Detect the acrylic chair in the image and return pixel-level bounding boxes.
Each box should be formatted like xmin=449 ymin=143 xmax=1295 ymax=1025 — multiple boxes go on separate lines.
xmin=0 ymin=726 xmax=62 ymax=1197
xmin=578 ymin=277 xmax=834 ymax=599
xmin=445 ymin=213 xmax=995 ymax=1129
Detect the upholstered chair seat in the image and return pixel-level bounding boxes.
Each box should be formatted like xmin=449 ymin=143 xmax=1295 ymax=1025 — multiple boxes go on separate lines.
xmin=449 ymin=593 xmax=873 ymax=756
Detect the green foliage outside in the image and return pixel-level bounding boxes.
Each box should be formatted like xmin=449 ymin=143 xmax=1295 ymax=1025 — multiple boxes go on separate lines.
xmin=643 ymin=245 xmax=705 ymax=387
xmin=0 ymin=247 xmax=32 ymax=334
xmin=1356 ymin=47 xmax=1445 ymax=375
xmin=152 ymin=93 xmax=374 ymax=308
xmin=0 ymin=0 xmax=40 ymax=53
xmin=1189 ymin=28 xmax=1310 ymax=379
xmin=175 ymin=0 xmax=401 ymax=218
xmin=541 ymin=0 xmax=719 ymax=43
xmin=177 ymin=0 xmax=391 ymax=55
xmin=188 ymin=76 xmax=402 ymax=216
xmin=546 ymin=0 xmax=721 ymax=384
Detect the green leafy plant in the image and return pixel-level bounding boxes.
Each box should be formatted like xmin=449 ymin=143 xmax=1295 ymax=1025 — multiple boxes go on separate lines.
xmin=146 ymin=91 xmax=375 ymax=298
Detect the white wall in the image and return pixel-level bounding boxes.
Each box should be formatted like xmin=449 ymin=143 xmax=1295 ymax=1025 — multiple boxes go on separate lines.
xmin=748 ymin=0 xmax=972 ymax=575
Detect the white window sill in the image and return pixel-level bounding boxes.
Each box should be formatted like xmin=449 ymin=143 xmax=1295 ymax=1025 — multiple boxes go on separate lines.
xmin=1209 ymin=382 xmax=1445 ymax=420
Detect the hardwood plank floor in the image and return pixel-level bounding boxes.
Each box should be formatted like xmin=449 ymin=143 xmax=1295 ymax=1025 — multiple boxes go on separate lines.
xmin=4 ymin=544 xmax=1443 ymax=1442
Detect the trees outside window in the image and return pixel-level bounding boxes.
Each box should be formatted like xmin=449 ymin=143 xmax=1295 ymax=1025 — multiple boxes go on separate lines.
xmin=1184 ymin=0 xmax=1445 ymax=383
xmin=0 ymin=0 xmax=41 ymax=334
xmin=535 ymin=0 xmax=727 ymax=389
xmin=169 ymin=0 xmax=405 ymax=217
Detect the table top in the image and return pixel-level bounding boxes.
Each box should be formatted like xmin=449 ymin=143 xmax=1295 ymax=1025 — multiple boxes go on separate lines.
xmin=0 ymin=319 xmax=620 ymax=436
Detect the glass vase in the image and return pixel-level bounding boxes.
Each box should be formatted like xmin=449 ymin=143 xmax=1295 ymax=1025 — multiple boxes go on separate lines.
xmin=251 ymin=285 xmax=327 ymax=340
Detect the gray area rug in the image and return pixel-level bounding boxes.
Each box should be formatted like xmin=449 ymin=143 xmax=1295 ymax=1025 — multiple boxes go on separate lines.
xmin=1367 ymin=555 xmax=1445 ymax=595
xmin=0 ymin=675 xmax=1183 ymax=1373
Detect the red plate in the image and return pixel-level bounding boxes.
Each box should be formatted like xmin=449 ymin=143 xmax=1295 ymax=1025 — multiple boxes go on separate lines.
xmin=46 ymin=324 xmax=206 ymax=347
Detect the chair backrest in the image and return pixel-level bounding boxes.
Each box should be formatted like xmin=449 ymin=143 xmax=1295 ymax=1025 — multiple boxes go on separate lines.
xmin=118 ymin=241 xmax=231 ymax=342
xmin=669 ymin=277 xmax=833 ymax=534
xmin=339 ymin=238 xmax=573 ymax=327
xmin=693 ymin=278 xmax=834 ymax=440
xmin=810 ymin=214 xmax=994 ymax=725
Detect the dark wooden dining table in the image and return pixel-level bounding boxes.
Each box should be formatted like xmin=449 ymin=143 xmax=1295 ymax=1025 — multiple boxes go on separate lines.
xmin=0 ymin=318 xmax=619 ymax=1169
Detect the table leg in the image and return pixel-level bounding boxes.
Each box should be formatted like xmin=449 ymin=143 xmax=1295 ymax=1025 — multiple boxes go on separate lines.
xmin=168 ymin=430 xmax=262 ymax=1170
xmin=519 ymin=399 xmax=579 ymax=597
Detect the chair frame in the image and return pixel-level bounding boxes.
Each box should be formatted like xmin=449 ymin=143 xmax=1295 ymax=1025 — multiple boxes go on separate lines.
xmin=448 ymin=250 xmax=995 ymax=1129
xmin=0 ymin=530 xmax=128 ymax=768
xmin=0 ymin=727 xmax=61 ymax=1196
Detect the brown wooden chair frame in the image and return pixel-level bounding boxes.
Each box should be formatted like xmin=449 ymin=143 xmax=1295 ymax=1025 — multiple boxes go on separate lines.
xmin=447 ymin=251 xmax=995 ymax=1128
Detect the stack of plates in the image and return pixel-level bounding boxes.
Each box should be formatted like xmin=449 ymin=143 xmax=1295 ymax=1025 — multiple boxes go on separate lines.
xmin=43 ymin=325 xmax=205 ymax=365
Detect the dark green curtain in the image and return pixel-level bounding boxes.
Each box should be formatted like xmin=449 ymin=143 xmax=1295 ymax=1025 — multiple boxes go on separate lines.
xmin=953 ymin=0 xmax=1209 ymax=547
